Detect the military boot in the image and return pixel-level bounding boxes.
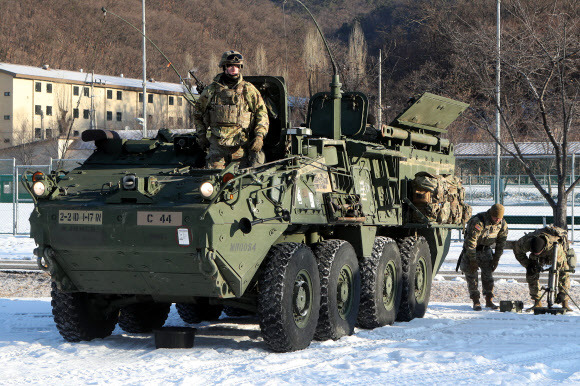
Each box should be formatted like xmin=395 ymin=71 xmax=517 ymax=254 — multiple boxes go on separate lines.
xmin=485 ymin=294 xmax=499 ymax=310
xmin=472 ymin=296 xmax=482 ymax=311
xmin=526 ymin=298 xmax=542 ymax=311
xmin=562 ymin=299 xmax=573 ymax=312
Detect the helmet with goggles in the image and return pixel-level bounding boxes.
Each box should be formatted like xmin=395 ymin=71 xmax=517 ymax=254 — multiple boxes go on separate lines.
xmin=219 ymin=50 xmax=244 ymax=69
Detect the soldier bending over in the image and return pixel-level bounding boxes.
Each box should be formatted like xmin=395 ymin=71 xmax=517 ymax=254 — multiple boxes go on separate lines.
xmin=461 ymin=204 xmax=508 ymax=310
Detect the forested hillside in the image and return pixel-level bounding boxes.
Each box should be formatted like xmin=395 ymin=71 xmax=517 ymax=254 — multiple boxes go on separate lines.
xmin=0 ymin=0 xmax=577 ymax=143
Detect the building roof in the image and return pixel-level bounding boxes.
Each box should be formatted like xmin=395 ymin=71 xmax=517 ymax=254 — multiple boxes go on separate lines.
xmin=455 ymin=142 xmax=580 ymax=158
xmin=0 ymin=62 xmax=194 ymax=94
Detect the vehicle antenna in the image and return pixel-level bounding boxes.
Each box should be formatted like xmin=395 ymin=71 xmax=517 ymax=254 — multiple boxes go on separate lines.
xmin=101 ymin=7 xmax=198 ymax=106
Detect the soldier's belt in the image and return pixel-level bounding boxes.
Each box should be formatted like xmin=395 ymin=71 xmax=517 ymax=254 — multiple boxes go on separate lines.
xmin=476 ymin=245 xmax=491 ymax=251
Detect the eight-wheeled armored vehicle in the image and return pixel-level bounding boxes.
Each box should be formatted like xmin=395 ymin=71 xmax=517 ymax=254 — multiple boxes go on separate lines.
xmin=24 ymin=73 xmax=468 ymax=352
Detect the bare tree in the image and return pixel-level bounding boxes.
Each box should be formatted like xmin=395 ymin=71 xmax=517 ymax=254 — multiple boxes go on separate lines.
xmin=345 ymin=21 xmax=368 ymax=91
xmin=302 ymin=26 xmax=329 ymax=97
xmin=254 ymin=44 xmax=267 ymax=75
xmin=441 ymin=0 xmax=579 ymax=228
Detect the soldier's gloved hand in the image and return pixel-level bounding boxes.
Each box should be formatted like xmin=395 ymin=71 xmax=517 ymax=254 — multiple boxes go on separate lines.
xmin=197 ymin=134 xmax=209 ymax=149
xmin=469 ymin=259 xmax=478 ymax=272
xmin=492 ymin=257 xmax=500 ymax=272
xmin=250 ymin=136 xmax=264 ymax=152
xmin=526 ymin=261 xmax=541 ymax=275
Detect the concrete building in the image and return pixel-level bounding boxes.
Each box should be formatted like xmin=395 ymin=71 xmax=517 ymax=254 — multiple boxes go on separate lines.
xmin=0 ymin=62 xmax=193 ymax=149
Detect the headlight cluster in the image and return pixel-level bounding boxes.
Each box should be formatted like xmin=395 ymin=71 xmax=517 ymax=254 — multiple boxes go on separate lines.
xmin=200 ymin=181 xmax=215 ymax=199
xmin=30 ymin=172 xmax=54 ymax=198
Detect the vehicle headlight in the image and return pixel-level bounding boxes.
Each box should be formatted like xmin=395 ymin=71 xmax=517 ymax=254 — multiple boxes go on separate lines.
xmin=200 ymin=181 xmax=215 ymax=199
xmin=32 ymin=181 xmax=47 ymax=197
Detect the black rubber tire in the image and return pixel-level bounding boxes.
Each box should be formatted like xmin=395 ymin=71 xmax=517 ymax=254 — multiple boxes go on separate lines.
xmin=357 ymin=237 xmax=403 ymax=329
xmin=176 ymin=300 xmax=223 ymax=324
xmin=51 ymin=282 xmax=118 ymax=342
xmin=118 ymin=302 xmax=171 ymax=333
xmin=314 ymin=240 xmax=360 ymax=340
xmin=223 ymin=306 xmax=254 ymax=317
xmin=396 ymin=236 xmax=433 ymax=322
xmin=258 ymin=242 xmax=321 ymax=352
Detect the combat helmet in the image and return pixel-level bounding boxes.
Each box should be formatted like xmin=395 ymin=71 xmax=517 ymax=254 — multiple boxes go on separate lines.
xmin=219 ymin=50 xmax=244 ymax=69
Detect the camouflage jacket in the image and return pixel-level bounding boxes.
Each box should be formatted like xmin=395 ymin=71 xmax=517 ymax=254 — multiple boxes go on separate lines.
xmin=463 ymin=211 xmax=508 ymax=261
xmin=193 ymin=74 xmax=269 ymax=143
xmin=513 ymin=226 xmax=567 ymax=268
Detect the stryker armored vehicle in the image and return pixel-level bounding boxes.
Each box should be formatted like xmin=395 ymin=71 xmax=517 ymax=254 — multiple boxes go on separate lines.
xmin=23 ymin=77 xmax=468 ymax=351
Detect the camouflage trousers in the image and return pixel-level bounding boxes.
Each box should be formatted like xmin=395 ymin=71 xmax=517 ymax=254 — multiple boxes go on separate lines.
xmin=526 ymin=261 xmax=570 ymax=301
xmin=460 ymin=247 xmax=495 ymax=299
xmin=206 ymin=136 xmax=265 ymax=169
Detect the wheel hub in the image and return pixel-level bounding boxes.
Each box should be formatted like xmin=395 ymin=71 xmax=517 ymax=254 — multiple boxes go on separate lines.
xmin=382 ymin=261 xmax=396 ymax=310
xmin=337 ymin=264 xmax=354 ymax=320
xmin=415 ymin=257 xmax=427 ymax=300
xmin=293 ymin=270 xmax=312 ymax=328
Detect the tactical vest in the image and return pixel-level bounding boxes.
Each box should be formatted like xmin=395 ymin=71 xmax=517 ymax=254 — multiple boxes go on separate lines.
xmin=208 ymin=82 xmax=252 ymax=139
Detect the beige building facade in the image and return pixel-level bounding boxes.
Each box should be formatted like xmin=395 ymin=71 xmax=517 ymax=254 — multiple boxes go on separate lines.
xmin=0 ymin=63 xmax=192 ymax=149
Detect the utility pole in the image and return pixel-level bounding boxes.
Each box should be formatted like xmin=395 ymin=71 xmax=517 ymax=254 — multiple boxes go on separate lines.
xmin=495 ymin=0 xmax=501 ymax=204
xmin=142 ymin=0 xmax=147 ymax=137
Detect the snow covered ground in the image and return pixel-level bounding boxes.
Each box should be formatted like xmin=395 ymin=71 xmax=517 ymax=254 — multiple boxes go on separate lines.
xmin=1 ymin=233 xmax=580 ymax=383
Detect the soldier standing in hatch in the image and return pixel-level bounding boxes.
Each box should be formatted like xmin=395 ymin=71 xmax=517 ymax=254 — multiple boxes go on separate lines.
xmin=513 ymin=226 xmax=573 ymax=311
xmin=193 ymin=50 xmax=269 ymax=169
xmin=460 ymin=204 xmax=508 ymax=310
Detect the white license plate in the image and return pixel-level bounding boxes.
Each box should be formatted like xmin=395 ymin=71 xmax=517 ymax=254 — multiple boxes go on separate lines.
xmin=137 ymin=211 xmax=182 ymax=226
xmin=58 ymin=210 xmax=103 ymax=225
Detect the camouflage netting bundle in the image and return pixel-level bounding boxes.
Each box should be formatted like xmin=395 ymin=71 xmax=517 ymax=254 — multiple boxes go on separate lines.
xmin=410 ymin=172 xmax=471 ymax=225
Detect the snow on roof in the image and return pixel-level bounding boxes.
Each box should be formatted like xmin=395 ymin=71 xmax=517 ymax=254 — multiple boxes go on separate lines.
xmin=0 ymin=62 xmax=194 ymax=94
xmin=455 ymin=141 xmax=580 ymax=157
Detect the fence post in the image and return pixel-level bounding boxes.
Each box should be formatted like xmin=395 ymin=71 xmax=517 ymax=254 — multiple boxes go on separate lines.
xmin=12 ymin=158 xmax=16 ymax=236
xmin=573 ymin=153 xmax=575 ymax=243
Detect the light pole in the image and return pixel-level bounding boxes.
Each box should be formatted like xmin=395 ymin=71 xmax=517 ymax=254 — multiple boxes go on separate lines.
xmin=495 ymin=0 xmax=501 ymax=204
xmin=141 ymin=0 xmax=147 ymax=137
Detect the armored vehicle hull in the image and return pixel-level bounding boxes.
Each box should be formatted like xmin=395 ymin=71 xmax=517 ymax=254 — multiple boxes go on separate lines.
xmin=25 ymin=77 xmax=468 ymax=351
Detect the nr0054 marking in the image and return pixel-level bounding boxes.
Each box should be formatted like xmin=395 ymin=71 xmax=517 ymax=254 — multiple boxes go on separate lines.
xmin=137 ymin=211 xmax=183 ymax=226
xmin=58 ymin=210 xmax=103 ymax=225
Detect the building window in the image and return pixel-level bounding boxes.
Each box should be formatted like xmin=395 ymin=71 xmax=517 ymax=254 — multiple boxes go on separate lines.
xmin=73 ymin=86 xmax=79 ymax=96
xmin=73 ymin=130 xmax=79 ymax=137
xmin=178 ymin=97 xmax=182 ymax=106
xmin=46 ymin=106 xmax=52 ymax=116
xmin=73 ymin=108 xmax=79 ymax=118
xmin=3 ymin=115 xmax=10 ymax=120
xmin=107 ymin=90 xmax=112 ymax=99
xmin=35 ymin=82 xmax=41 ymax=92
xmin=177 ymin=118 xmax=183 ymax=126
xmin=35 ymin=105 xmax=42 ymax=115
xmin=106 ymin=111 xmax=112 ymax=121
xmin=46 ymin=83 xmax=52 ymax=93
xmin=139 ymin=93 xmax=143 ymax=102
xmin=117 ymin=91 xmax=122 ymax=100
xmin=3 ymin=138 xmax=9 ymax=144
xmin=169 ymin=96 xmax=174 ymax=105
xmin=83 ymin=109 xmax=90 ymax=119
xmin=4 ymin=92 xmax=10 ymax=96
xmin=148 ymin=94 xmax=153 ymax=103
xmin=116 ymin=112 xmax=122 ymax=121
xmin=46 ymin=129 xmax=53 ymax=138
xmin=83 ymin=87 xmax=89 ymax=97
xmin=35 ymin=128 xmax=42 ymax=139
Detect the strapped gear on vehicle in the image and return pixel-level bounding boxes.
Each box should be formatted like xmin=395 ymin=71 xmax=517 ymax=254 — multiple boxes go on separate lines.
xmin=410 ymin=171 xmax=471 ymax=225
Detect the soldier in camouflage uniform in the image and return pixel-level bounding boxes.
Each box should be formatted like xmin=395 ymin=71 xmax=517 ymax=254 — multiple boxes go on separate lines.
xmin=513 ymin=226 xmax=573 ymax=311
xmin=461 ymin=204 xmax=508 ymax=310
xmin=193 ymin=50 xmax=269 ymax=169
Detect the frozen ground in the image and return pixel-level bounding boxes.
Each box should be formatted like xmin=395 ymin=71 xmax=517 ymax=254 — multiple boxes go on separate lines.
xmin=1 ymin=231 xmax=580 ymax=383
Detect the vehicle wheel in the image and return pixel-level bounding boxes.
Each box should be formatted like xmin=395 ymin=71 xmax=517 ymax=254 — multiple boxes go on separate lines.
xmin=51 ymin=282 xmax=118 ymax=342
xmin=118 ymin=302 xmax=171 ymax=333
xmin=357 ymin=237 xmax=402 ymax=329
xmin=314 ymin=240 xmax=360 ymax=340
xmin=176 ymin=299 xmax=223 ymax=324
xmin=223 ymin=306 xmax=254 ymax=317
xmin=396 ymin=236 xmax=433 ymax=322
xmin=258 ymin=242 xmax=321 ymax=352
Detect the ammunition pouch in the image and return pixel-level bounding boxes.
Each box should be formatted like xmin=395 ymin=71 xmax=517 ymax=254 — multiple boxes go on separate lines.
xmin=567 ymin=248 xmax=576 ymax=271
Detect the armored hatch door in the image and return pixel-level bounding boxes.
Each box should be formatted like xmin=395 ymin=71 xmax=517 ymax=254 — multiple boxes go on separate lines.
xmin=306 ymin=92 xmax=368 ymax=138
xmin=391 ymin=92 xmax=469 ymax=134
xmin=244 ymin=76 xmax=288 ymax=160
